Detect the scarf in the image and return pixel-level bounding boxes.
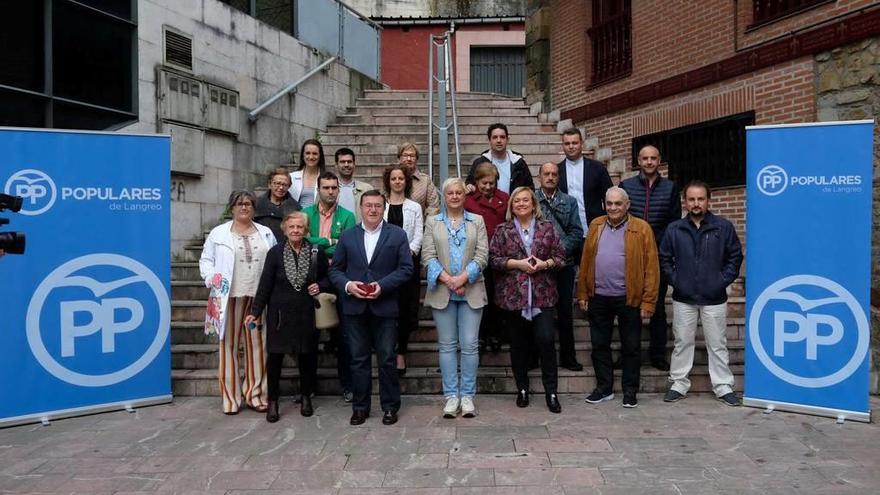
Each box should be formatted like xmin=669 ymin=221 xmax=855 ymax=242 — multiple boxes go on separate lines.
xmin=514 ymin=216 xmax=541 ymax=321
xmin=283 ymin=240 xmax=311 ymax=291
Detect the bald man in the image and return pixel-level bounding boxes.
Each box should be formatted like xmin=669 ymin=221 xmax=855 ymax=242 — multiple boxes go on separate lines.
xmin=619 ymin=145 xmax=681 ymax=371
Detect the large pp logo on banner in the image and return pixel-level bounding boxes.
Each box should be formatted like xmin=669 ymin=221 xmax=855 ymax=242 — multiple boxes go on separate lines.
xmin=26 ymin=253 xmax=170 ymax=387
xmin=755 ymin=165 xmax=788 ymax=196
xmin=4 ymin=169 xmax=57 ymax=215
xmin=749 ymin=274 xmax=869 ymax=388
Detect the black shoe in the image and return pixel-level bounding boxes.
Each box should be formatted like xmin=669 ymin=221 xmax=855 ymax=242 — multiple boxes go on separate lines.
xmin=382 ymin=410 xmax=398 ymax=425
xmin=516 ymin=389 xmax=530 ymax=408
xmin=622 ymin=392 xmax=638 ymax=408
xmin=342 ymin=389 xmax=353 ymax=403
xmin=560 ymin=359 xmax=583 ymax=372
xmin=651 ymin=358 xmax=670 ymax=371
xmin=397 ymin=367 xmax=407 ymax=377
xmin=612 ymin=357 xmax=622 ymax=369
xmin=546 ymin=393 xmax=561 ymax=413
xmin=663 ymin=389 xmax=684 ymax=403
xmin=301 ymin=396 xmax=314 ymax=417
xmin=266 ymin=400 xmax=279 ymax=423
xmin=350 ymin=410 xmax=369 ymax=425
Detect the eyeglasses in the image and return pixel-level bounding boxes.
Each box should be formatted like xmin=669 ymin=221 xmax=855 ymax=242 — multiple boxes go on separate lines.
xmin=270 ymin=181 xmax=290 ymax=187
xmin=234 ymin=202 xmax=253 ymax=208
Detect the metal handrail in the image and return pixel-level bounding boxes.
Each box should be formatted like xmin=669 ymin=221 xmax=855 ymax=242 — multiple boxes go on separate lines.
xmin=427 ymin=29 xmax=462 ymax=184
xmin=248 ymin=56 xmax=337 ymax=122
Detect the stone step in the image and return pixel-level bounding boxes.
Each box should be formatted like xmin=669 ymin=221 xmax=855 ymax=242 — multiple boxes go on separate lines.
xmin=327 ymin=123 xmax=557 ymax=135
xmin=171 ymin=339 xmax=746 ymax=371
xmin=318 ymin=142 xmax=570 ymax=155
xmin=170 ymin=316 xmax=747 ymax=346
xmin=353 ymin=98 xmax=530 ymax=109
xmin=348 ymin=107 xmax=534 ymax=118
xmin=364 ymin=89 xmax=524 ymax=101
xmin=336 ymin=114 xmax=545 ymax=126
xmin=171 ymin=364 xmax=745 ymax=396
xmin=320 ymin=132 xmax=562 ymax=146
xmin=363 ymin=90 xmax=524 ymax=101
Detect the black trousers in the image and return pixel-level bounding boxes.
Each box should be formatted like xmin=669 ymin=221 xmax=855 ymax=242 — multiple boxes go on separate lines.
xmin=555 ymin=264 xmax=577 ymax=363
xmin=330 ymin=293 xmax=352 ymax=391
xmin=397 ymin=253 xmax=421 ymax=356
xmin=267 ymin=352 xmax=317 ymax=401
xmin=507 ymin=309 xmax=558 ymax=394
xmin=587 ymin=295 xmax=641 ymax=395
xmin=648 ymin=276 xmax=669 ymax=361
xmin=346 ymin=309 xmax=401 ymax=413
xmin=479 ymin=268 xmax=504 ymax=346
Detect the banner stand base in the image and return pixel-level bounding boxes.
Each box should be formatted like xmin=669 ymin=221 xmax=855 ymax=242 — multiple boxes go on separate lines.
xmin=744 ymin=397 xmax=870 ymax=424
xmin=0 ymin=395 xmax=173 ymax=429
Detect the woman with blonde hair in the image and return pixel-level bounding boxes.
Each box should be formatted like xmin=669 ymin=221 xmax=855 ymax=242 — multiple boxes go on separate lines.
xmin=488 ymin=186 xmax=566 ymax=413
xmin=422 ymin=177 xmax=488 ymax=418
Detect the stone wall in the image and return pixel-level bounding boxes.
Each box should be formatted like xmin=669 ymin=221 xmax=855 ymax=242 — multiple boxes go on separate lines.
xmin=815 ymin=36 xmax=880 ymax=390
xmin=525 ymin=0 xmax=551 ymax=113
xmin=125 ymin=0 xmax=379 ymax=258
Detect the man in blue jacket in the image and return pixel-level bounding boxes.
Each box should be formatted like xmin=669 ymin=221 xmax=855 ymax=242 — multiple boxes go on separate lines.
xmin=536 ymin=162 xmax=585 ymax=371
xmin=329 ymin=190 xmax=414 ymax=425
xmin=620 ymin=145 xmax=681 ymax=371
xmin=659 ymin=181 xmax=743 ymax=406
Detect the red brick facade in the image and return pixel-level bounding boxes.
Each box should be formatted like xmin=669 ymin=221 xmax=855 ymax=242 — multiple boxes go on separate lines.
xmin=547 ymin=0 xmax=880 ymax=243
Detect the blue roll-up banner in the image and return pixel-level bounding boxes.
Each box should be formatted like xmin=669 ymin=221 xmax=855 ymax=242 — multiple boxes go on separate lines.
xmin=0 ymin=128 xmax=171 ymax=427
xmin=744 ymin=120 xmax=874 ymax=423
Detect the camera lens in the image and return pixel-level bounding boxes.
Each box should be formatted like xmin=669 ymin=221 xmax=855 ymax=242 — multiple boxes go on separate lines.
xmin=0 ymin=232 xmax=25 ymax=254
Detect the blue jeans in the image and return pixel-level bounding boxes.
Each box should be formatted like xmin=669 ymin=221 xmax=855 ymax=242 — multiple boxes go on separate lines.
xmin=432 ymin=301 xmax=483 ymax=397
xmin=346 ymin=309 xmax=400 ymax=413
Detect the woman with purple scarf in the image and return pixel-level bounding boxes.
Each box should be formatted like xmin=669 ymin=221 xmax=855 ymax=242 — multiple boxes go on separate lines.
xmin=488 ymin=186 xmax=566 ymax=413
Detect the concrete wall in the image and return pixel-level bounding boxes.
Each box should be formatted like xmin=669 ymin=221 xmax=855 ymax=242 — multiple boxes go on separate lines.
xmin=344 ymin=0 xmax=526 ymax=18
xmin=125 ymin=0 xmax=379 ymax=258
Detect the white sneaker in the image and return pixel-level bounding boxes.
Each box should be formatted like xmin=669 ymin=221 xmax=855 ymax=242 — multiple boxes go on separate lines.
xmin=442 ymin=396 xmax=460 ymax=418
xmin=460 ymin=396 xmax=476 ymax=418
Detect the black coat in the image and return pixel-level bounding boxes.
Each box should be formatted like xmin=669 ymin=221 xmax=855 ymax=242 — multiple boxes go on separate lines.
xmin=556 ymin=157 xmax=613 ymax=226
xmin=659 ymin=212 xmax=743 ymax=306
xmin=254 ymin=192 xmax=301 ymax=242
xmin=250 ymin=241 xmax=331 ymax=354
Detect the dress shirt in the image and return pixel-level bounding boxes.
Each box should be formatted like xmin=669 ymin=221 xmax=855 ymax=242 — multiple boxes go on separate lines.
xmin=363 ymin=220 xmax=383 ymax=264
xmin=565 ymin=157 xmax=587 ymax=233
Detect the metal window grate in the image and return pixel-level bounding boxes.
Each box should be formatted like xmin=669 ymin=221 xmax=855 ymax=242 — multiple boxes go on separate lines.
xmin=164 ymin=29 xmax=193 ymax=71
xmin=631 ymin=112 xmax=754 ymax=189
xmin=752 ymin=0 xmax=829 ymax=26
xmin=587 ymin=0 xmax=632 ymax=86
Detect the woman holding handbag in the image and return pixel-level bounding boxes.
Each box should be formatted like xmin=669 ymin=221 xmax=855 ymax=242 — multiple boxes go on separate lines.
xmin=245 ymin=211 xmax=331 ymax=422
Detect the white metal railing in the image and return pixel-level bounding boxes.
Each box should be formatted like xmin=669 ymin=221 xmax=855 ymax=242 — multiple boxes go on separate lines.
xmin=248 ymin=56 xmax=337 ymax=122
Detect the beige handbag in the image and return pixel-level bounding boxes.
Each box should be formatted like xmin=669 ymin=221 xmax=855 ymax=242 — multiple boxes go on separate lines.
xmin=309 ymin=245 xmax=339 ymax=330
xmin=314 ymin=292 xmax=339 ymax=330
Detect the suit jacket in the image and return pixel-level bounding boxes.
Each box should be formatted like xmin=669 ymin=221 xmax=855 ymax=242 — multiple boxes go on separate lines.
xmin=329 ymin=222 xmax=414 ymax=317
xmin=421 ymin=212 xmax=488 ymax=310
xmin=556 ymin=157 xmax=613 ymax=227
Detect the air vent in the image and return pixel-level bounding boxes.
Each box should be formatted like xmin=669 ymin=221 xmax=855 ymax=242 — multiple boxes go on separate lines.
xmin=164 ymin=28 xmax=193 ymax=71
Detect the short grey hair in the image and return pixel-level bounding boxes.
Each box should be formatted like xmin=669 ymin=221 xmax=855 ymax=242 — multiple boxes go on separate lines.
xmin=282 ymin=211 xmax=309 ymax=229
xmin=605 ymin=186 xmax=629 ymax=202
xmin=441 ymin=177 xmax=467 ymax=195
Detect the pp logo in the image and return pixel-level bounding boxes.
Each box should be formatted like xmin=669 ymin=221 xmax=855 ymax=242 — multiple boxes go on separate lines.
xmin=749 ymin=275 xmax=869 ymax=388
xmin=4 ymin=169 xmax=57 ymax=215
xmin=26 ymin=254 xmax=170 ymax=387
xmin=756 ymin=165 xmax=788 ymax=196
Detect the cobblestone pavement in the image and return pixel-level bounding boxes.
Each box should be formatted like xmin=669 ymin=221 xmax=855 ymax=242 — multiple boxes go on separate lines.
xmin=2 ymin=395 xmax=879 ymax=494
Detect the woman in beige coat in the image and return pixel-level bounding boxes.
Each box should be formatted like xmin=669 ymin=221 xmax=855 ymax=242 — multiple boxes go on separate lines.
xmin=422 ymin=178 xmax=488 ymax=419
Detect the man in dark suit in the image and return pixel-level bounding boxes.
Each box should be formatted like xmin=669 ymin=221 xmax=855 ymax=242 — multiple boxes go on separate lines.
xmin=557 ymin=127 xmax=613 ymax=246
xmin=329 ymin=190 xmax=414 ymax=426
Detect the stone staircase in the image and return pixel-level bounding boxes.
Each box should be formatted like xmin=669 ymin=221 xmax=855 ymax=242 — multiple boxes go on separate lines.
xmin=171 ymin=90 xmax=746 ymax=397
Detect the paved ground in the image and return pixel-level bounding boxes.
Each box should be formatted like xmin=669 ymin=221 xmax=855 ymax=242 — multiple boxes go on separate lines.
xmin=1 ymin=394 xmax=879 ymax=494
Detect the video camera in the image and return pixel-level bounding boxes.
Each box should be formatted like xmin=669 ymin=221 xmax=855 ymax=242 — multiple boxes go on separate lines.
xmin=0 ymin=193 xmax=26 ymax=255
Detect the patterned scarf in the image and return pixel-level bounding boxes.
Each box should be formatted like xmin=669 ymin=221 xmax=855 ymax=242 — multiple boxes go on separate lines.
xmin=283 ymin=240 xmax=311 ymax=291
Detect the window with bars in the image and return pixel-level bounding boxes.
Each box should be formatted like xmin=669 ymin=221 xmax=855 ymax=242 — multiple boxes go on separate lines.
xmin=587 ymin=0 xmax=632 ymax=86
xmin=631 ymin=112 xmax=754 ymax=189
xmin=752 ymin=0 xmax=830 ymax=26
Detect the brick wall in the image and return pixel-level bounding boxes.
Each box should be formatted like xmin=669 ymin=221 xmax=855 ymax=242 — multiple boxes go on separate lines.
xmin=550 ymin=0 xmax=874 ymax=113
xmin=575 ymin=58 xmax=817 ymax=247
